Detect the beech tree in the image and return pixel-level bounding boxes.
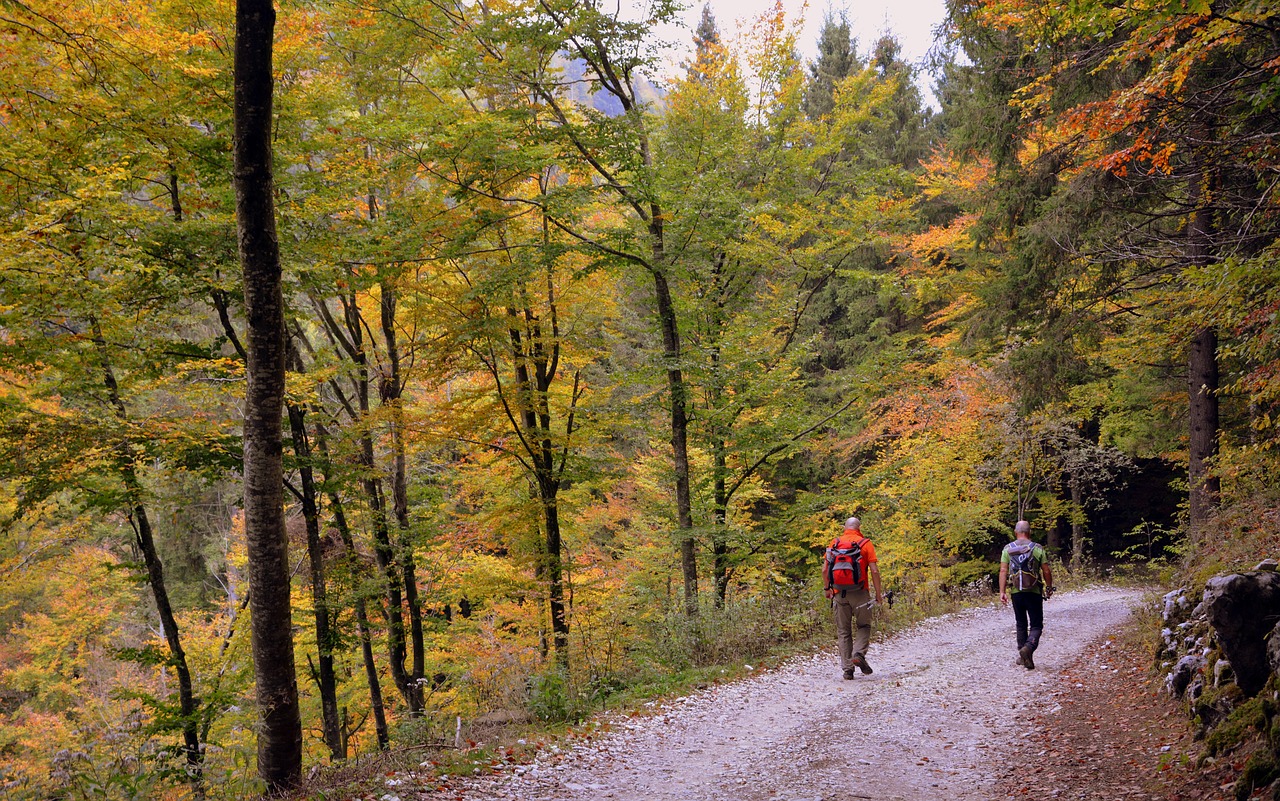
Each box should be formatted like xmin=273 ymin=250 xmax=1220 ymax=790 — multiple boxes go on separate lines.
xmin=233 ymin=0 xmax=302 ymax=790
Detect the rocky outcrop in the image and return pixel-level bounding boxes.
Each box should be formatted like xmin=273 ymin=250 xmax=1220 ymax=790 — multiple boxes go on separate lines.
xmin=1158 ymin=587 xmax=1211 ymax=701
xmin=1159 ymin=561 xmax=1280 ymax=747
xmin=1202 ymin=570 xmax=1280 ymax=695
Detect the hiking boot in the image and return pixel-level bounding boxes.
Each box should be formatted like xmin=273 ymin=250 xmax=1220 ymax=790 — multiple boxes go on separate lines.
xmin=853 ymin=654 xmax=873 ymax=675
xmin=1019 ymin=645 xmax=1035 ymax=670
xmin=842 ymin=668 xmax=856 ymax=680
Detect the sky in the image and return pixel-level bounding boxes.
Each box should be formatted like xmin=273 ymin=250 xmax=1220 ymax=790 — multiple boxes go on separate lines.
xmin=650 ymin=0 xmax=951 ymax=104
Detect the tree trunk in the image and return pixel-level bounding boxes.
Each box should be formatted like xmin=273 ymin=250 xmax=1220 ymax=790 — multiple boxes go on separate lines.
xmin=330 ymin=501 xmax=391 ymax=750
xmin=543 ymin=487 xmax=569 ymax=666
xmin=1187 ymin=180 xmax=1220 ymax=533
xmin=286 ymin=402 xmax=342 ymax=760
xmin=652 ymin=267 xmax=697 ymax=614
xmin=343 ymin=291 xmax=420 ymax=714
xmin=233 ymin=0 xmax=302 ymax=788
xmin=314 ymin=420 xmax=390 ymax=750
xmin=508 ymin=301 xmax=570 ymax=666
xmin=379 ymin=282 xmax=426 ymax=693
xmin=90 ymin=322 xmax=204 ymax=794
xmin=713 ymin=440 xmax=729 ymax=608
xmin=1069 ymin=475 xmax=1086 ymax=575
xmin=1188 ymin=326 xmax=1219 ymax=528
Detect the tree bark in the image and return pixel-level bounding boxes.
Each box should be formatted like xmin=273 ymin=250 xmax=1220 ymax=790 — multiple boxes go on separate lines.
xmin=653 ymin=266 xmax=697 ymax=614
xmin=1069 ymin=474 xmax=1086 ymax=575
xmin=1187 ymin=180 xmax=1220 ymax=533
xmin=91 ymin=322 xmax=203 ymax=794
xmin=378 ymin=282 xmax=426 ymax=692
xmin=285 ymin=402 xmax=342 ymax=760
xmin=314 ymin=420 xmax=390 ymax=750
xmin=507 ymin=297 xmax=570 ymax=666
xmin=712 ymin=440 xmax=729 ymax=608
xmin=355 ymin=331 xmax=420 ymax=713
xmin=233 ymin=0 xmax=302 ymax=789
xmin=1188 ymin=326 xmax=1219 ymax=528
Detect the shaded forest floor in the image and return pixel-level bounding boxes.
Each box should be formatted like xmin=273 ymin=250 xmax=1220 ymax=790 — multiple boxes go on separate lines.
xmin=992 ymin=613 xmax=1246 ymax=801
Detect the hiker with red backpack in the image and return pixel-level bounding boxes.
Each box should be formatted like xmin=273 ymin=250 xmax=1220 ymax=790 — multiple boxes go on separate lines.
xmin=998 ymin=520 xmax=1054 ymax=669
xmin=824 ymin=517 xmax=884 ymax=679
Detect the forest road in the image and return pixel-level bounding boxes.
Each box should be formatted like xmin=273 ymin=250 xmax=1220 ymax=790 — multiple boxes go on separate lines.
xmin=428 ymin=587 xmax=1143 ymax=801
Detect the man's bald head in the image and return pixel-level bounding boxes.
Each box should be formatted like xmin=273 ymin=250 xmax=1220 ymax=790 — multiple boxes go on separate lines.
xmin=844 ymin=517 xmax=861 ymax=531
xmin=1015 ymin=520 xmax=1030 ymax=536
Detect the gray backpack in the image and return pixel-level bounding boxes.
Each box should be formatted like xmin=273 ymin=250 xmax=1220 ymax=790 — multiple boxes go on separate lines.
xmin=1006 ymin=541 xmax=1042 ymax=591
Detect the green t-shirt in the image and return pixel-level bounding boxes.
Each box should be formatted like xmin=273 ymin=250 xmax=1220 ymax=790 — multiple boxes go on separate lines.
xmin=1001 ymin=540 xmax=1047 ymax=594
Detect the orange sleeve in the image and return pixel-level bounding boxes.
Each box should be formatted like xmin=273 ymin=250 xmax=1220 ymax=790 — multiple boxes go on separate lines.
xmin=861 ymin=539 xmax=877 ymax=563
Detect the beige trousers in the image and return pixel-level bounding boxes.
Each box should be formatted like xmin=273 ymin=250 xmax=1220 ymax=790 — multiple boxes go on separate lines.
xmin=832 ymin=586 xmax=873 ymax=669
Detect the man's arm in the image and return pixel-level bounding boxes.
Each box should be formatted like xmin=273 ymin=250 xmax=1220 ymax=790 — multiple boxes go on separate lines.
xmin=869 ymin=563 xmax=884 ymax=605
xmin=1042 ymin=561 xmax=1053 ymax=597
xmin=823 ymin=549 xmax=834 ymax=598
xmin=998 ymin=563 xmax=1009 ymax=606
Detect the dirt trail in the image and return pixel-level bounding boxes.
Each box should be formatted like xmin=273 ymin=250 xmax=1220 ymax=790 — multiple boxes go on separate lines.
xmin=428 ymin=588 xmax=1143 ymax=801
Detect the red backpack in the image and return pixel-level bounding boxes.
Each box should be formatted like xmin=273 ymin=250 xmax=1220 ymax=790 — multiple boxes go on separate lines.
xmin=826 ymin=534 xmax=867 ymax=590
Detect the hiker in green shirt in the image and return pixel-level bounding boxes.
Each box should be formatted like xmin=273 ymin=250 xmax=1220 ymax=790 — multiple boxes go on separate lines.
xmin=998 ymin=520 xmax=1053 ymax=670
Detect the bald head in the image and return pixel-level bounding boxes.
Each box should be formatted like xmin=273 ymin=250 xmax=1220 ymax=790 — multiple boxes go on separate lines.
xmin=844 ymin=517 xmax=861 ymax=531
xmin=1015 ymin=520 xmax=1030 ymax=537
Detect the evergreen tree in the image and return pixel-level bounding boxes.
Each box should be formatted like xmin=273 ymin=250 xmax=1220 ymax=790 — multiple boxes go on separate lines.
xmin=804 ymin=12 xmax=859 ymax=120
xmin=687 ymin=4 xmax=722 ymax=84
xmin=869 ymin=35 xmax=932 ymax=169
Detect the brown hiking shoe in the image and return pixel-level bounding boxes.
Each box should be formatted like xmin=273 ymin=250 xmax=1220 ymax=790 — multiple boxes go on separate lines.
xmin=1019 ymin=645 xmax=1035 ymax=670
xmin=853 ymin=654 xmax=873 ymax=675
xmin=842 ymin=668 xmax=856 ymax=680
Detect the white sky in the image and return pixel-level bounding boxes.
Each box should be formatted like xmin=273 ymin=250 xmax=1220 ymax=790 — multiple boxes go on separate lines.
xmin=649 ymin=0 xmax=950 ymax=104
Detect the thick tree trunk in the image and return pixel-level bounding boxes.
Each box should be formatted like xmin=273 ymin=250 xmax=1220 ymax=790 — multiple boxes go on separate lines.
xmin=233 ymin=0 xmax=302 ymax=789
xmin=1188 ymin=326 xmax=1220 ymax=527
xmin=543 ymin=488 xmax=570 ymax=666
xmin=1187 ymin=182 xmax=1220 ymax=532
xmin=286 ymin=403 xmax=342 ymax=760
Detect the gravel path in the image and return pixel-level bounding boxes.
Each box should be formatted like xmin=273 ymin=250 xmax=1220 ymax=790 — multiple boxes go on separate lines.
xmin=429 ymin=588 xmax=1143 ymax=801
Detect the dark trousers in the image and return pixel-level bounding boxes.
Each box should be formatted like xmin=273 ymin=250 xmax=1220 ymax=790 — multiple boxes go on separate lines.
xmin=1010 ymin=591 xmax=1044 ymax=651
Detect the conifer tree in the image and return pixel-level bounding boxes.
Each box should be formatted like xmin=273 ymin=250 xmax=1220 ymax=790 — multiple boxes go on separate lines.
xmin=804 ymin=12 xmax=859 ymax=120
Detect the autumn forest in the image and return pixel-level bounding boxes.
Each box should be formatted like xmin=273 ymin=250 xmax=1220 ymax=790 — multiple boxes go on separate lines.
xmin=1 ymin=0 xmax=1278 ymax=796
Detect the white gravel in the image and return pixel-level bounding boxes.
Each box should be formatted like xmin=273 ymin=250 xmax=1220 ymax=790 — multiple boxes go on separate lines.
xmin=423 ymin=587 xmax=1143 ymax=801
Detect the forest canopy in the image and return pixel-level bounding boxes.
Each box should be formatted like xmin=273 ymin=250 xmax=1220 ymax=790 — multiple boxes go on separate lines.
xmin=0 ymin=0 xmax=1277 ymax=795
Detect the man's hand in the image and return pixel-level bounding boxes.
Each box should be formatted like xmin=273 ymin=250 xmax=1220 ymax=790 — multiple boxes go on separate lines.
xmin=1000 ymin=591 xmax=1009 ymax=606
xmin=1044 ymin=585 xmax=1054 ymax=600
xmin=824 ymin=587 xmax=835 ymax=599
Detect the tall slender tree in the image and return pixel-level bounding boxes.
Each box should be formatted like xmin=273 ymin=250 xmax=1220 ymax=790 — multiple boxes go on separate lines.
xmin=233 ymin=0 xmax=302 ymax=789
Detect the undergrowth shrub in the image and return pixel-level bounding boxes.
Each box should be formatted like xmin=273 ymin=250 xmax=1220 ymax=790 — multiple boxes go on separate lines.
xmin=526 ymin=668 xmax=582 ymax=723
xmin=634 ymin=582 xmax=824 ymax=671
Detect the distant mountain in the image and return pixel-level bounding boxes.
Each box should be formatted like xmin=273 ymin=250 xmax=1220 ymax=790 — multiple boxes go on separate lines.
xmin=557 ymin=56 xmax=665 ymax=116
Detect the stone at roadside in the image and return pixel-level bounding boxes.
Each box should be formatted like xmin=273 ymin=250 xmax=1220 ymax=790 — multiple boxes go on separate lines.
xmin=1203 ymin=570 xmax=1280 ymax=695
xmin=1167 ymin=654 xmax=1206 ymax=698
